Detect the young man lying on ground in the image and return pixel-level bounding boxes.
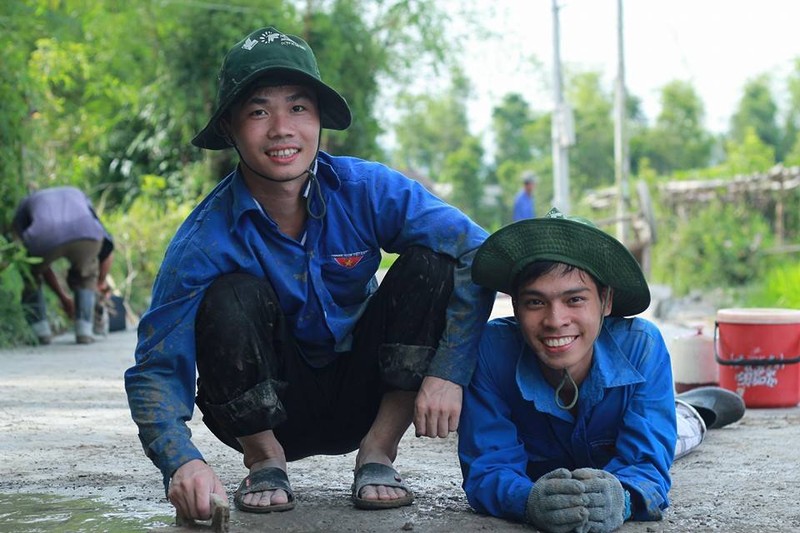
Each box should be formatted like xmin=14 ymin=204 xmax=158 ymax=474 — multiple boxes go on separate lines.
xmin=458 ymin=208 xmax=744 ymax=533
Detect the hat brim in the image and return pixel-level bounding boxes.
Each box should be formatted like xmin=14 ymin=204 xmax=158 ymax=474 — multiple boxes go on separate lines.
xmin=191 ymin=67 xmax=352 ymax=150
xmin=472 ymin=218 xmax=650 ymax=317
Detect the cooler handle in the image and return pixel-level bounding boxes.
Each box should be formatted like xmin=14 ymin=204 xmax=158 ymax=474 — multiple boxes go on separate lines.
xmin=714 ymin=321 xmax=800 ymax=366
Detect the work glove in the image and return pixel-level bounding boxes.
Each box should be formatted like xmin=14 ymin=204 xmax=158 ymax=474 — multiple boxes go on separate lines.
xmin=571 ymin=468 xmax=627 ymax=533
xmin=525 ymin=468 xmax=589 ymax=533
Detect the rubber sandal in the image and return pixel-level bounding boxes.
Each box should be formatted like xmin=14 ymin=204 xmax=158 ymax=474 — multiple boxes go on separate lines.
xmin=351 ymin=463 xmax=415 ymax=510
xmin=233 ymin=466 xmax=295 ymax=513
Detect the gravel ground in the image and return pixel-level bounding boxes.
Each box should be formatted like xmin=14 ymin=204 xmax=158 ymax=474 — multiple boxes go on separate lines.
xmin=1 ymin=295 xmax=798 ymax=532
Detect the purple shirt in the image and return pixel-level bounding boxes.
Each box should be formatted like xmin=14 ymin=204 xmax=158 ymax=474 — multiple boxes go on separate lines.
xmin=13 ymin=187 xmax=105 ymax=256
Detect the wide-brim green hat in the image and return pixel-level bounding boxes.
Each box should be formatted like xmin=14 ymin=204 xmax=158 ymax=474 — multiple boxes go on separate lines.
xmin=192 ymin=27 xmax=352 ymax=150
xmin=472 ymin=208 xmax=650 ymax=317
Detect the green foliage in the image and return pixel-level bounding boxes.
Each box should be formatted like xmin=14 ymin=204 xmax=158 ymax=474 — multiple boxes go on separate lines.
xmin=0 ymin=236 xmax=39 ymax=276
xmin=392 ymin=68 xmax=472 ymax=179
xmin=310 ymin=0 xmax=384 ymax=159
xmin=724 ymin=127 xmax=776 ymax=174
xmin=492 ymin=93 xmax=535 ymax=164
xmin=101 ymin=186 xmax=197 ymax=316
xmin=0 ymin=266 xmax=36 ymax=348
xmin=0 ymin=1 xmax=44 ymax=229
xmin=744 ymin=261 xmax=800 ymax=308
xmin=634 ymin=81 xmax=713 ymax=174
xmin=730 ymin=74 xmax=782 ymax=160
xmin=566 ymin=72 xmax=615 ymax=194
xmin=0 ymin=235 xmax=37 ymax=347
xmin=441 ymin=135 xmax=487 ymax=226
xmin=653 ymin=202 xmax=773 ymax=296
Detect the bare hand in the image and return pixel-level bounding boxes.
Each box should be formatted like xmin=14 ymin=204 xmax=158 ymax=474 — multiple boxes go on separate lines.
xmin=413 ymin=376 xmax=462 ymax=438
xmin=168 ymin=459 xmax=227 ymax=521
xmin=60 ymin=296 xmax=75 ymax=319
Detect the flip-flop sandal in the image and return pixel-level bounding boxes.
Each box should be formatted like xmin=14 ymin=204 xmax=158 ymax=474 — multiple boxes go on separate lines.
xmin=233 ymin=466 xmax=296 ymax=513
xmin=351 ymin=463 xmax=415 ymax=510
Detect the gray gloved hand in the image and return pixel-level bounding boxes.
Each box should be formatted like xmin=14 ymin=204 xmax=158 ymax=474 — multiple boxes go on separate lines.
xmin=525 ymin=468 xmax=589 ymax=533
xmin=571 ymin=468 xmax=626 ymax=533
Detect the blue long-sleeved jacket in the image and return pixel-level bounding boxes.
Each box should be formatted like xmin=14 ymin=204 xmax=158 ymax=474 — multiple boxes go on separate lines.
xmin=125 ymin=152 xmax=495 ymax=487
xmin=458 ymin=316 xmax=676 ymax=523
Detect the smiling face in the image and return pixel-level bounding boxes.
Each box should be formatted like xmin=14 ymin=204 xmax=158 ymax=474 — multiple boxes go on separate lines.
xmin=513 ymin=264 xmax=612 ymax=384
xmin=224 ymin=84 xmax=321 ymax=185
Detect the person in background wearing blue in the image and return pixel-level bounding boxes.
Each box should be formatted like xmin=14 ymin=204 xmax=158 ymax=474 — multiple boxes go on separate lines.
xmin=458 ymin=208 xmax=744 ymax=533
xmin=124 ymin=26 xmax=494 ymax=523
xmin=512 ymin=171 xmax=537 ymax=222
xmin=11 ymin=186 xmax=114 ymax=345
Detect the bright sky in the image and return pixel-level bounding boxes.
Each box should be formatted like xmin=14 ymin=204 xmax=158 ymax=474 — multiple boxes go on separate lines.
xmin=458 ymin=0 xmax=800 ymax=137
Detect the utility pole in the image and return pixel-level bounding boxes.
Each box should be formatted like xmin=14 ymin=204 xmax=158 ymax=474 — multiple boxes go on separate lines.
xmin=551 ymin=0 xmax=573 ymax=213
xmin=614 ymin=0 xmax=630 ymax=242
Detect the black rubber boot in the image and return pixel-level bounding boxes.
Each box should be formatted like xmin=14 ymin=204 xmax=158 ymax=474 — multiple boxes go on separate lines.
xmin=676 ymin=386 xmax=746 ymax=429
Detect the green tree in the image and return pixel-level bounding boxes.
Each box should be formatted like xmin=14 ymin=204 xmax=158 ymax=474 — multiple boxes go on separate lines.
xmin=489 ymin=93 xmax=547 ymax=223
xmin=730 ymin=74 xmax=782 ymax=160
xmin=0 ymin=1 xmax=43 ymax=229
xmin=781 ymin=58 xmax=800 ymax=163
xmin=724 ymin=127 xmax=776 ymax=175
xmin=441 ymin=135 xmax=487 ymax=225
xmin=392 ymin=69 xmax=472 ymax=180
xmin=567 ymin=71 xmax=614 ymax=196
xmin=637 ymin=80 xmax=712 ymax=174
xmin=492 ymin=93 xmax=535 ymax=164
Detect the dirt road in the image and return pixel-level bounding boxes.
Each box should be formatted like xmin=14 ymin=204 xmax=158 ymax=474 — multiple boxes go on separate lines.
xmin=1 ymin=302 xmax=799 ymax=532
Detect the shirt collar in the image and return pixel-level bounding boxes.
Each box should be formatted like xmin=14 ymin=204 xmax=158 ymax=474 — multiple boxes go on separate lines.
xmin=230 ymin=152 xmax=342 ymax=227
xmin=516 ymin=322 xmax=645 ymax=418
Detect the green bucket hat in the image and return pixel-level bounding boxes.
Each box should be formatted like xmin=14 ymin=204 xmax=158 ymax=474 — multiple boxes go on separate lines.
xmin=472 ymin=207 xmax=650 ymax=317
xmin=192 ymin=27 xmax=352 ymax=150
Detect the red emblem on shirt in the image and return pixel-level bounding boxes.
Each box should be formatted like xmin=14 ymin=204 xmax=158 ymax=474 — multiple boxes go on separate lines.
xmin=333 ymin=253 xmax=366 ymax=268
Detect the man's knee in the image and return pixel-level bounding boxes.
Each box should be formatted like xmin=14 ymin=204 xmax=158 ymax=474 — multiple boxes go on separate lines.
xmin=392 ymin=246 xmax=455 ymax=287
xmin=198 ymin=272 xmax=279 ymax=328
xmin=195 ymin=272 xmax=283 ymax=394
xmin=379 ymin=343 xmax=435 ymax=391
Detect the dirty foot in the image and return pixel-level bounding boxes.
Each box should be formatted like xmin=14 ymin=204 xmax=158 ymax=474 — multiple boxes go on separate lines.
xmin=236 ymin=458 xmax=293 ymax=511
xmin=352 ymin=453 xmax=414 ymax=509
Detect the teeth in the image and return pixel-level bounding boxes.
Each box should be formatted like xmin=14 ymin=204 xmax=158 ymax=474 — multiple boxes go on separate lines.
xmin=269 ymin=148 xmax=298 ymax=157
xmin=543 ymin=336 xmax=576 ymax=347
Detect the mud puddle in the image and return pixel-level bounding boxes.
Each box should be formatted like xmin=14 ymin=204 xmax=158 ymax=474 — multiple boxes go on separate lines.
xmin=0 ymin=493 xmax=173 ymax=532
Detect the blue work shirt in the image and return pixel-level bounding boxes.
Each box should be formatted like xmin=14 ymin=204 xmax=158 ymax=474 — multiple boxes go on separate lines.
xmin=125 ymin=152 xmax=495 ymax=487
xmin=512 ymin=190 xmax=535 ymax=221
xmin=458 ymin=316 xmax=676 ymax=523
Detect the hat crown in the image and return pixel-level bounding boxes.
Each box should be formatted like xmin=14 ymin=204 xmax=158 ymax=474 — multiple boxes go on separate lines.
xmin=217 ymin=28 xmax=320 ymax=108
xmin=191 ymin=26 xmax=352 ymax=149
xmin=471 ymin=207 xmax=650 ymax=316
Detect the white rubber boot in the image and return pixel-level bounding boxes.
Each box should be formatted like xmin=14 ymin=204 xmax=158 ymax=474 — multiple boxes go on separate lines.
xmin=75 ymin=289 xmax=96 ymax=344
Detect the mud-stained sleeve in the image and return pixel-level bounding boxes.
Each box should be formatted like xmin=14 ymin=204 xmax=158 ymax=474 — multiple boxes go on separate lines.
xmin=124 ymin=239 xmax=218 ymax=492
xmin=426 ymin=247 xmax=495 ymax=386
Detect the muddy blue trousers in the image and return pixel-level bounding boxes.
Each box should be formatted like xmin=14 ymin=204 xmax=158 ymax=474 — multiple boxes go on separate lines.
xmin=194 ymin=246 xmax=454 ymax=461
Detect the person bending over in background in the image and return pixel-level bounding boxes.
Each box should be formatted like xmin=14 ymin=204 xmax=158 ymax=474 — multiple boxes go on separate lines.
xmin=12 ymin=185 xmax=114 ymax=345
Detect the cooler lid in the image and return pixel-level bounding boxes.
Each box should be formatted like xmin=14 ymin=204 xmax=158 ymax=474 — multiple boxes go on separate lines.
xmin=716 ymin=308 xmax=800 ymax=324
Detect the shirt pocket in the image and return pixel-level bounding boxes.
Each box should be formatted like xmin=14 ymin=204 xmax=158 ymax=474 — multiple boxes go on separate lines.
xmin=587 ymin=436 xmax=617 ymax=467
xmin=320 ymin=248 xmax=381 ymax=307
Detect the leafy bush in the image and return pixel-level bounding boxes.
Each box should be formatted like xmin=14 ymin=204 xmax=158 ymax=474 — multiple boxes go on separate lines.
xmin=0 ymin=266 xmax=36 ymax=348
xmin=653 ymin=202 xmax=773 ymax=295
xmin=102 ymin=187 xmax=196 ymax=318
xmin=0 ymin=237 xmax=39 ymax=347
xmin=744 ymin=261 xmax=800 ymax=309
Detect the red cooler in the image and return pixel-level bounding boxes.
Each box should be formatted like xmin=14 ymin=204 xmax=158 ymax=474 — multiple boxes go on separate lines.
xmin=715 ymin=308 xmax=800 ymax=408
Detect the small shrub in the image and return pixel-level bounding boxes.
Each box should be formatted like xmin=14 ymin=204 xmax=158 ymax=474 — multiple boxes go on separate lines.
xmin=0 ymin=267 xmax=36 ymax=347
xmin=653 ymin=202 xmax=773 ymax=295
xmin=745 ymin=261 xmax=800 ymax=309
